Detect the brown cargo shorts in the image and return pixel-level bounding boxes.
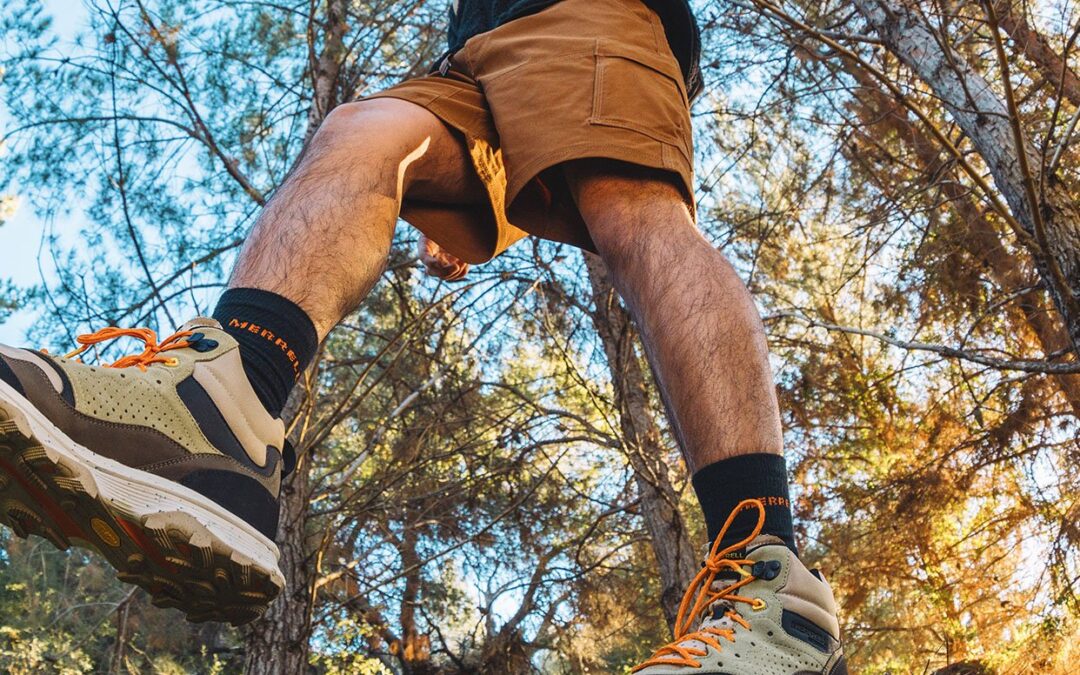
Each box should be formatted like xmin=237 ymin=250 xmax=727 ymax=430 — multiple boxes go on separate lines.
xmin=363 ymin=0 xmax=695 ymax=264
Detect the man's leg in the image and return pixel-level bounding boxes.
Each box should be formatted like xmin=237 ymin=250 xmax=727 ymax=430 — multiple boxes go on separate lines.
xmin=563 ymin=160 xmax=794 ymax=553
xmin=568 ymin=161 xmax=844 ymax=674
xmin=0 ymin=97 xmax=485 ymax=623
xmin=215 ymin=98 xmax=486 ymax=416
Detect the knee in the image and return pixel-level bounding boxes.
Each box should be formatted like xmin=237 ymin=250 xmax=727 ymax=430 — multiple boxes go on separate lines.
xmin=313 ymin=99 xmax=431 ymax=161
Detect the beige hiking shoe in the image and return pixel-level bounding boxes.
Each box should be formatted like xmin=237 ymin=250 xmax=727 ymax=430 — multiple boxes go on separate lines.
xmin=0 ymin=319 xmax=290 ymax=625
xmin=634 ymin=500 xmax=847 ymax=675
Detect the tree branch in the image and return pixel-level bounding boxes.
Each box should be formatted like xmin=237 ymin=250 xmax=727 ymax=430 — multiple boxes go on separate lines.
xmin=768 ymin=311 xmax=1080 ymax=374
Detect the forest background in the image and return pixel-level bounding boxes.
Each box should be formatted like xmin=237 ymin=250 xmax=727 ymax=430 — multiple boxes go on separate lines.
xmin=1 ymin=0 xmax=1078 ymax=673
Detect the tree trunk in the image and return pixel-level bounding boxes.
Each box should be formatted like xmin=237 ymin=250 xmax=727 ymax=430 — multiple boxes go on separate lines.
xmin=243 ymin=455 xmax=315 ymax=675
xmin=854 ymin=0 xmax=1080 ymax=353
xmin=583 ymin=254 xmax=697 ymax=630
xmin=108 ymin=590 xmax=135 ymax=675
xmin=397 ymin=518 xmax=434 ymax=674
xmin=242 ymin=1 xmax=348 ymax=671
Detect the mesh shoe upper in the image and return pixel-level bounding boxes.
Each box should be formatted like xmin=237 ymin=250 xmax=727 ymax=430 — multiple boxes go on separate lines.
xmin=0 ymin=318 xmax=285 ymax=539
xmin=634 ymin=501 xmax=845 ymax=675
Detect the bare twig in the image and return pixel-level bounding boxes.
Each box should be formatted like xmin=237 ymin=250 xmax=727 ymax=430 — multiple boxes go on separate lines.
xmin=769 ymin=311 xmax=1080 ymax=374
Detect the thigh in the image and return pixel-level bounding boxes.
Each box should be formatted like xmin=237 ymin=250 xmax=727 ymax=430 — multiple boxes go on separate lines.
xmin=564 ymin=158 xmax=693 ymax=251
xmin=564 ymin=159 xmax=687 ymax=211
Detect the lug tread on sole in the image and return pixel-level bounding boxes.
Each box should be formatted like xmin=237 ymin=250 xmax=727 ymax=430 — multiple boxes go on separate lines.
xmin=0 ymin=405 xmax=282 ymax=626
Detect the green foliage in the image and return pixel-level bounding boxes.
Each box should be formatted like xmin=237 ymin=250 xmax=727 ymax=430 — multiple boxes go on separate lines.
xmin=0 ymin=530 xmax=244 ymax=673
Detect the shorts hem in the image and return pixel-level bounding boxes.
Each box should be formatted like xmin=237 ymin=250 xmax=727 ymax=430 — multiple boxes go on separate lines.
xmin=505 ymin=140 xmax=695 ymax=214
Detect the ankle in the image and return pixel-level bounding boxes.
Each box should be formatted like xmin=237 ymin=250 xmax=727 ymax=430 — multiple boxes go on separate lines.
xmin=693 ymin=452 xmax=798 ymax=557
xmin=212 ymin=288 xmax=319 ymax=417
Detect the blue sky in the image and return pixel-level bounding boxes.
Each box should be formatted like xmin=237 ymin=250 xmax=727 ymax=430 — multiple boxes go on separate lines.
xmin=0 ymin=0 xmax=89 ymax=346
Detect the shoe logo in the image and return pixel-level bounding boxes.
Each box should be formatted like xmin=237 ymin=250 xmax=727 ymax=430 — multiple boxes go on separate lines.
xmin=90 ymin=517 xmax=121 ymax=548
xmin=782 ymin=609 xmax=838 ymax=653
xmin=178 ymin=376 xmax=281 ymax=476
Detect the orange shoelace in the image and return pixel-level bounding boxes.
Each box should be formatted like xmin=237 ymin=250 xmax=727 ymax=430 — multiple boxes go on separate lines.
xmin=633 ymin=499 xmax=767 ymax=671
xmin=62 ymin=327 xmax=194 ymax=371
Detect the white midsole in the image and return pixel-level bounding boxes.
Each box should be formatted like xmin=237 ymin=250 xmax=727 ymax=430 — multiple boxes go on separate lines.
xmin=0 ymin=379 xmax=284 ymax=586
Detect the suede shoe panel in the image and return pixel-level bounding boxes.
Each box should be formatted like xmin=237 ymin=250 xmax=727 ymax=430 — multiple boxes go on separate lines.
xmin=4 ymin=357 xmax=193 ymax=468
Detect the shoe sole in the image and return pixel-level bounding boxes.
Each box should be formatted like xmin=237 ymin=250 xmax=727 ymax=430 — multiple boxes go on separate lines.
xmin=0 ymin=380 xmax=285 ymax=626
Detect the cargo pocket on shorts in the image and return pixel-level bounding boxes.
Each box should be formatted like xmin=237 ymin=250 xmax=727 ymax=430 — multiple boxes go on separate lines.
xmin=588 ymin=41 xmax=691 ymax=160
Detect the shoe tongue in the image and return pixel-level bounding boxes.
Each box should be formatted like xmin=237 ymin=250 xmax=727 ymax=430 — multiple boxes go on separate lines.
xmin=179 ymin=317 xmax=223 ymax=332
xmin=707 ymin=534 xmax=788 ymax=591
xmin=745 ymin=534 xmax=786 ymax=553
xmin=712 ymin=534 xmax=786 ymax=562
xmin=697 ymin=536 xmax=790 ymax=631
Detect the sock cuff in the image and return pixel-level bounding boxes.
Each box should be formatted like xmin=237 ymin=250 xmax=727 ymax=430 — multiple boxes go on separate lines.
xmin=212 ymin=288 xmax=320 ymax=417
xmin=213 ymin=288 xmax=319 ymax=365
xmin=692 ymin=452 xmax=796 ymax=554
xmin=692 ymin=452 xmax=790 ymax=501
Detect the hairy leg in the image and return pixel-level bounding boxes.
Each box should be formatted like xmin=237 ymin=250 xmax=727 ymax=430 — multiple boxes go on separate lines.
xmin=565 ymin=161 xmax=783 ymax=471
xmin=229 ymin=98 xmax=484 ymax=339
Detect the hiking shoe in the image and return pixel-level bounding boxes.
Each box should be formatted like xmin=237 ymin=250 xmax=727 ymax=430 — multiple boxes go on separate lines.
xmin=0 ymin=319 xmax=290 ymax=625
xmin=634 ymin=499 xmax=847 ymax=675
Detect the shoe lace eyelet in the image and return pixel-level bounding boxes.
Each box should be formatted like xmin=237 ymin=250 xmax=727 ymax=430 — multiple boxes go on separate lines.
xmin=164 ymin=357 xmax=180 ymax=367
xmin=752 ymin=598 xmax=767 ymax=611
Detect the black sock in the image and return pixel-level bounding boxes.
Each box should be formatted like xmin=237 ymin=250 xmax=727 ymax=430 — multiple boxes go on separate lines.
xmin=692 ymin=453 xmax=798 ymax=557
xmin=212 ymin=288 xmax=318 ymax=417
